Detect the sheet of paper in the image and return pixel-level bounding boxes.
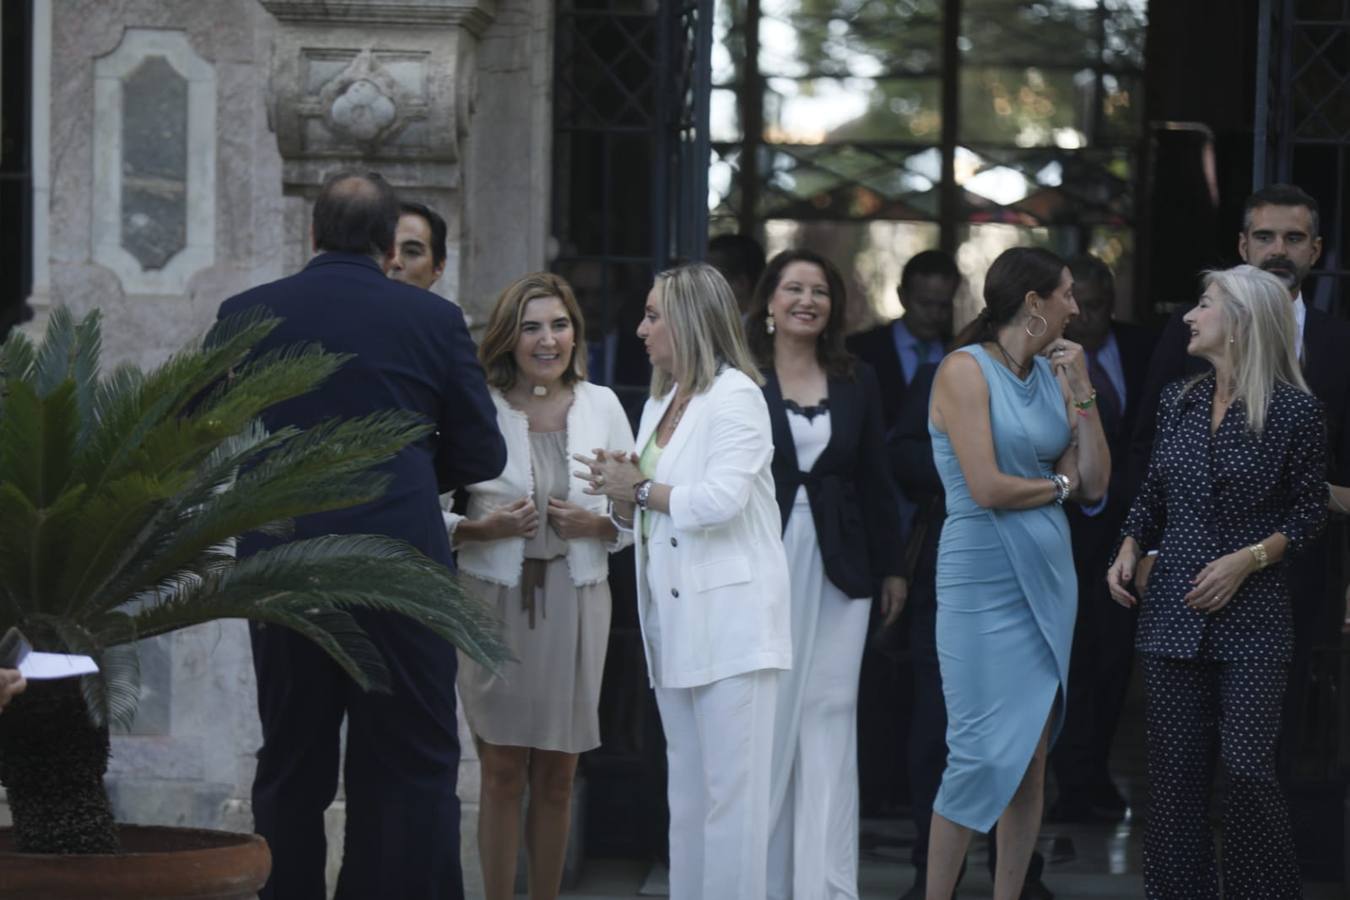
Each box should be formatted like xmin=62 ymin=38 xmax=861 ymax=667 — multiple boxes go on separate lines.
xmin=18 ymin=652 xmax=100 ymax=680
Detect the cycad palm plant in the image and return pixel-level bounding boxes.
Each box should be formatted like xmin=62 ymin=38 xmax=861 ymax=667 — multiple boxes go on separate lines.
xmin=0 ymin=308 xmax=506 ymax=855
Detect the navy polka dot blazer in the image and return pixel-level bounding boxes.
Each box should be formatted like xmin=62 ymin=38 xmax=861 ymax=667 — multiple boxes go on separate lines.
xmin=1122 ymin=374 xmax=1329 ymax=662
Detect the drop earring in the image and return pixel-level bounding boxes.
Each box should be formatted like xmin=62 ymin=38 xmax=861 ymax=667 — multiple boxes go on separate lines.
xmin=766 ymin=314 xmax=776 ymax=335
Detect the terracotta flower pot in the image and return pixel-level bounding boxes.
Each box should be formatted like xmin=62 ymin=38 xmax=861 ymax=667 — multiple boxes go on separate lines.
xmin=0 ymin=825 xmax=271 ymax=899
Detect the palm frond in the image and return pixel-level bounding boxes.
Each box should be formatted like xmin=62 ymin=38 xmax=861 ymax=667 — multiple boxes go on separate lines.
xmin=0 ymin=327 xmax=36 ymax=376
xmin=0 ymin=380 xmax=79 ymax=506
xmin=126 ymin=535 xmax=510 ymax=671
xmin=1 ymin=309 xmax=508 ymax=730
xmin=82 ymin=642 xmax=142 ymax=732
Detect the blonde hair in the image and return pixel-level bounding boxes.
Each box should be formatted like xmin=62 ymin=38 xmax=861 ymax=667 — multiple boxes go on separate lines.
xmin=478 ymin=272 xmax=588 ymax=390
xmin=649 ymin=263 xmax=764 ymax=398
xmin=1185 ymin=264 xmax=1309 ymax=434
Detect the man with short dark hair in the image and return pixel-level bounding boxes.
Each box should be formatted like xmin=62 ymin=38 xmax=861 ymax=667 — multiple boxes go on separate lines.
xmin=848 ymin=249 xmax=960 ymax=430
xmin=1131 ymin=182 xmax=1350 ymax=787
xmin=218 ymin=171 xmax=506 ymax=900
xmin=1049 ymin=254 xmax=1155 ymax=823
xmin=707 ymin=232 xmax=767 ymax=315
xmin=389 ymin=201 xmax=448 ymax=291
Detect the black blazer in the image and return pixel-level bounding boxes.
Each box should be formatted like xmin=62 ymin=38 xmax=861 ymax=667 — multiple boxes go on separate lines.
xmin=218 ymin=253 xmax=507 ymax=570
xmin=762 ymin=362 xmax=904 ymax=599
xmin=846 ymin=322 xmax=911 ymax=430
xmin=887 ymin=363 xmax=943 ymax=611
xmin=1078 ymin=320 xmax=1156 ymax=521
xmin=1123 ymin=376 xmax=1328 ymax=661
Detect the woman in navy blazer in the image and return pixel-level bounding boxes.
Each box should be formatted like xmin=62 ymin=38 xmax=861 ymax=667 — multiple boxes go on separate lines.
xmin=746 ymin=249 xmax=906 ymax=899
xmin=1107 ymin=265 xmax=1327 ymax=899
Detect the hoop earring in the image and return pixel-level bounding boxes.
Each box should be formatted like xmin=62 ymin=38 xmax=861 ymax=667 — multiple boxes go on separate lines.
xmin=765 ymin=314 xmax=776 ymax=335
xmin=1025 ymin=313 xmax=1048 ymax=339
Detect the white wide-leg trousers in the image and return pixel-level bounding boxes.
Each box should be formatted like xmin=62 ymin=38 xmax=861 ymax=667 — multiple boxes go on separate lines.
xmin=765 ymin=508 xmax=871 ymax=900
xmin=655 ymin=668 xmax=780 ymax=900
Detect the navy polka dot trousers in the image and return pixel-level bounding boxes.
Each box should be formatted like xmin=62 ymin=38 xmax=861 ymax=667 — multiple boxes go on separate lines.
xmin=1142 ymin=655 xmax=1301 ymax=899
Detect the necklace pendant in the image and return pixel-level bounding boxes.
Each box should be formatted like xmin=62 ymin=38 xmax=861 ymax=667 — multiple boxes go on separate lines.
xmin=532 ymin=384 xmax=548 ymax=397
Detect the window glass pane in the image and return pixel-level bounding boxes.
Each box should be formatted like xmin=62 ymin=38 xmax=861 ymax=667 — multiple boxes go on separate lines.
xmin=956 ymin=146 xmax=1134 ymax=225
xmin=764 ymin=76 xmax=942 ymax=143
xmin=959 ymin=66 xmax=1094 ymax=147
xmin=765 ymin=219 xmax=942 ymax=326
xmin=711 ymin=88 xmax=742 ymax=142
xmin=759 ymin=0 xmax=944 ymax=78
xmin=759 ymin=145 xmax=941 ymax=220
xmin=709 ymin=144 xmax=743 ymax=223
xmin=1088 ymin=226 xmax=1136 ymax=320
xmin=1099 ymin=72 xmax=1143 ymax=141
xmin=961 ymin=0 xmax=1147 ymax=68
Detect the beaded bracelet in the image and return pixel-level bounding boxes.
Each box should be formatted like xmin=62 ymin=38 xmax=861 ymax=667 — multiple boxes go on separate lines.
xmin=1073 ymin=390 xmax=1098 ymax=411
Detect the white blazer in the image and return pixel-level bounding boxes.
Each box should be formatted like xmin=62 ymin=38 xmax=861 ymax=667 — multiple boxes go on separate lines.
xmin=445 ymin=381 xmax=635 ymax=587
xmin=632 ymin=367 xmax=792 ymax=689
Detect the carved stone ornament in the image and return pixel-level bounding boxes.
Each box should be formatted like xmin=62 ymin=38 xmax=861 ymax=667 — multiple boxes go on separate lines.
xmin=319 ymin=51 xmax=407 ymax=148
xmin=263 ymin=0 xmax=495 ymax=174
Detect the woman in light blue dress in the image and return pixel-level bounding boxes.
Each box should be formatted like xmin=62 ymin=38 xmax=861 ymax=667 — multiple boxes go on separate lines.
xmin=925 ymin=247 xmax=1110 ymax=899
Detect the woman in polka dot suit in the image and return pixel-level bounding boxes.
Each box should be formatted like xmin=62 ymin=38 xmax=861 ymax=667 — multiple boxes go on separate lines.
xmin=1107 ymin=265 xmax=1328 ymax=899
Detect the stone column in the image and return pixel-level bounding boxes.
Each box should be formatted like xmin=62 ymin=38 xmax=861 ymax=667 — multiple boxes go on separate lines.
xmin=260 ymin=0 xmax=496 ymax=310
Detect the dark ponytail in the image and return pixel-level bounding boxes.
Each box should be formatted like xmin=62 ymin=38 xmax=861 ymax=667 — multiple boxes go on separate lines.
xmin=953 ymin=247 xmax=1067 ymax=348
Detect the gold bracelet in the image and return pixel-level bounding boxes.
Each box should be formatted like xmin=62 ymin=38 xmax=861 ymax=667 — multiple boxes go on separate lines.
xmin=1246 ymin=542 xmax=1269 ymax=570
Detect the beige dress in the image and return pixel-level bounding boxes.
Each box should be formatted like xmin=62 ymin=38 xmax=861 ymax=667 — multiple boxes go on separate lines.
xmin=457 ymin=429 xmax=613 ymax=753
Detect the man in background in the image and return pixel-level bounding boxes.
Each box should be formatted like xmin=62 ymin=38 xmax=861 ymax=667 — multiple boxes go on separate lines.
xmin=388 ymin=201 xmax=448 ymax=291
xmin=848 ymin=250 xmax=959 ymax=429
xmin=1049 ymin=255 xmax=1155 ymax=822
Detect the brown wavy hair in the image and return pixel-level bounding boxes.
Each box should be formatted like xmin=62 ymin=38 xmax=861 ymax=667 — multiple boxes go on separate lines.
xmin=478 ymin=272 xmax=588 ymax=390
xmin=746 ymin=248 xmax=855 ymax=378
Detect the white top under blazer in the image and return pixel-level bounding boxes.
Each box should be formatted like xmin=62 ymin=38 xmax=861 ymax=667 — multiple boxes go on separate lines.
xmin=629 ymin=367 xmax=793 ymax=689
xmin=445 ymin=381 xmax=635 ymax=588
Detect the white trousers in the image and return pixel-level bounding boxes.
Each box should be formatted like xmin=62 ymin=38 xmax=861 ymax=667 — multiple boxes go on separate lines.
xmin=655 ymin=668 xmax=780 ymax=900
xmin=766 ymin=506 xmax=872 ymax=900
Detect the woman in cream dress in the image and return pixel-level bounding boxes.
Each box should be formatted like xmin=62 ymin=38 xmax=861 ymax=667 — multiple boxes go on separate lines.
xmin=446 ymin=273 xmax=634 ymax=900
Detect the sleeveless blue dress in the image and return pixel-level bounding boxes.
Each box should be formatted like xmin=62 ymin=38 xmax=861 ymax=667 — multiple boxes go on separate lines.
xmin=928 ymin=345 xmax=1077 ymax=832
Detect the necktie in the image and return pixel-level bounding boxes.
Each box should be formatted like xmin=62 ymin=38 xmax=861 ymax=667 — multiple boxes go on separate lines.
xmin=1088 ymin=350 xmax=1123 ymax=442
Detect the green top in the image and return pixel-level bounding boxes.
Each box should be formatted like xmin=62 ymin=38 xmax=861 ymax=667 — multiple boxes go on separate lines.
xmin=638 ymin=431 xmax=663 ymax=541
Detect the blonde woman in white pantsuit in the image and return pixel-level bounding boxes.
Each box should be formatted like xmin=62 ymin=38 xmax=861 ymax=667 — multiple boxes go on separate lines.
xmin=576 ymin=262 xmax=792 ymax=900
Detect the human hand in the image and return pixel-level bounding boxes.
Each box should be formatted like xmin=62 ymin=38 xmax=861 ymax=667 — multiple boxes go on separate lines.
xmin=485 ymin=497 xmax=539 ymax=540
xmin=1045 ymin=339 xmax=1092 ymax=399
xmin=547 ymin=497 xmax=603 ymax=541
xmin=573 ymin=448 xmax=644 ymax=503
xmin=1183 ymin=550 xmax=1256 ymax=613
xmin=0 ymin=668 xmax=27 ymax=713
xmin=879 ymin=576 xmax=908 ymax=627
xmin=1106 ymin=539 xmax=1139 ymax=608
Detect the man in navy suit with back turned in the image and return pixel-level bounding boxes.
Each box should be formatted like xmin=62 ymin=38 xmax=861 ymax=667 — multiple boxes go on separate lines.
xmin=218 ymin=172 xmax=506 ymax=900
